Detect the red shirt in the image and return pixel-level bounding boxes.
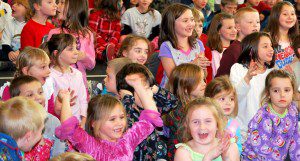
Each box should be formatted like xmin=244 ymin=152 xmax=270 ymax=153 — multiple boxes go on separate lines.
xmin=20 ymin=19 xmax=54 ymax=50
xmin=199 ymin=34 xmax=213 ymax=83
xmin=238 ymin=1 xmax=271 ymax=13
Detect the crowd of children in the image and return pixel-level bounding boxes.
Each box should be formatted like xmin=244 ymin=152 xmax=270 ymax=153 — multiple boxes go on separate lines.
xmin=0 ymin=0 xmax=300 ymax=160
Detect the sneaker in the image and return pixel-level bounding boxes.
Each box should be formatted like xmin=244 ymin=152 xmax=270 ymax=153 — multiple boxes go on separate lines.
xmin=105 ymin=44 xmax=116 ymax=61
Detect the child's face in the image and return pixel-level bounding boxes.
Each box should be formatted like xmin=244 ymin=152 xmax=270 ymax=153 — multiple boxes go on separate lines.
xmin=104 ymin=67 xmax=117 ymax=94
xmin=59 ymin=43 xmax=78 ymax=67
xmin=24 ymin=58 xmax=50 ymax=85
xmin=269 ymin=77 xmax=293 ymax=113
xmin=279 ymin=5 xmax=297 ymax=31
xmin=93 ymin=104 xmax=126 ymax=142
xmin=236 ymin=12 xmax=260 ymax=39
xmin=219 ymin=19 xmax=237 ymax=43
xmin=195 ymin=21 xmax=203 ymax=37
xmin=213 ymin=91 xmax=235 ymax=116
xmin=265 ymin=0 xmax=276 ymax=7
xmin=122 ymin=40 xmax=148 ymax=65
xmin=247 ymin=0 xmax=260 ymax=6
xmin=12 ymin=3 xmax=27 ymax=21
xmin=137 ymin=0 xmax=153 ymax=9
xmin=190 ymin=75 xmax=206 ymax=99
xmin=21 ymin=123 xmax=44 ymax=152
xmin=221 ymin=3 xmax=238 ymax=15
xmin=19 ymin=81 xmax=46 ymax=107
xmin=57 ymin=0 xmax=67 ymax=20
xmin=193 ymin=0 xmax=208 ymax=10
xmin=257 ymin=36 xmax=274 ymax=64
xmin=37 ymin=0 xmax=57 ymax=17
xmin=188 ymin=106 xmax=218 ymax=146
xmin=175 ymin=9 xmax=195 ymax=39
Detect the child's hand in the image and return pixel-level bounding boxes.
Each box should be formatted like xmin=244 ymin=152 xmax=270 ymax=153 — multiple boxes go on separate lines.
xmin=58 ymin=89 xmax=71 ymax=102
xmin=119 ymin=89 xmax=133 ymax=98
xmin=244 ymin=60 xmax=261 ymax=84
xmin=77 ymin=51 xmax=86 ymax=61
xmin=191 ymin=53 xmax=211 ymax=69
xmin=203 ymin=132 xmax=230 ymax=161
xmin=8 ymin=50 xmax=19 ymax=62
xmin=125 ymin=74 xmax=145 ymax=89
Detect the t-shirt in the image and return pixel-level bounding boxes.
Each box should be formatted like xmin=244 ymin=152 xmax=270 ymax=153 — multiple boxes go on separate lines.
xmin=121 ymin=7 xmax=161 ymax=38
xmin=2 ymin=18 xmax=26 ymax=51
xmin=273 ymin=41 xmax=295 ymax=70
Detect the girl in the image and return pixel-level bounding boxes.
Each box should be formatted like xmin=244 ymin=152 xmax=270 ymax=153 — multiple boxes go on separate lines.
xmin=265 ymin=1 xmax=299 ymax=70
xmin=230 ymin=32 xmax=275 ymax=143
xmin=44 ymin=33 xmax=88 ymax=126
xmin=164 ymin=63 xmax=206 ymax=160
xmin=207 ymin=13 xmax=237 ymax=77
xmin=89 ymin=0 xmax=122 ymax=61
xmin=291 ymin=35 xmax=300 ymax=107
xmin=55 ymin=74 xmax=163 ymax=160
xmin=1 ymin=0 xmax=30 ymax=64
xmin=204 ymin=75 xmax=242 ymax=154
xmin=116 ymin=63 xmax=180 ymax=160
xmin=121 ymin=0 xmax=161 ymax=41
xmin=50 ymin=152 xmax=95 ymax=161
xmin=118 ymin=34 xmax=150 ymax=65
xmin=49 ymin=0 xmax=95 ymax=99
xmin=242 ymin=69 xmax=300 ymax=160
xmin=159 ymin=3 xmax=208 ymax=87
xmin=174 ymin=97 xmax=240 ymax=161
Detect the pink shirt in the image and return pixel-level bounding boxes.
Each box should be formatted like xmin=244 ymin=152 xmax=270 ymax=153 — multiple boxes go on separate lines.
xmin=50 ymin=67 xmax=88 ymax=119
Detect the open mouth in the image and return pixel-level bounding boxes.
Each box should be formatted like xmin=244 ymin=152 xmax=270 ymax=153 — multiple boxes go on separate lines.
xmin=198 ymin=132 xmax=209 ymax=139
xmin=114 ymin=127 xmax=123 ymax=133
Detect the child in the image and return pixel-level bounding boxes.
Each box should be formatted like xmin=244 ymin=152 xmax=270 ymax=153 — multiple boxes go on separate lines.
xmin=0 ymin=0 xmax=12 ymax=41
xmin=265 ymin=1 xmax=299 ymax=71
xmin=89 ymin=0 xmax=121 ymax=61
xmin=118 ymin=34 xmax=150 ymax=65
xmin=9 ymin=75 xmax=67 ymax=159
xmin=116 ymin=63 xmax=180 ymax=160
xmin=1 ymin=0 xmax=29 ymax=65
xmin=229 ymin=32 xmax=275 ymax=143
xmin=48 ymin=0 xmax=95 ymax=98
xmin=291 ymin=35 xmax=300 ymax=107
xmin=192 ymin=0 xmax=214 ymax=33
xmin=0 ymin=97 xmax=46 ymax=160
xmin=50 ymin=152 xmax=95 ymax=161
xmin=20 ymin=0 xmax=57 ymax=49
xmin=55 ymin=75 xmax=163 ymax=160
xmin=207 ymin=12 xmax=237 ymax=77
xmin=103 ymin=57 xmax=133 ymax=95
xmin=44 ymin=33 xmax=88 ymax=126
xmin=242 ymin=69 xmax=300 ymax=160
xmin=219 ymin=0 xmax=238 ymax=15
xmin=204 ymin=75 xmax=242 ymax=154
xmin=164 ymin=63 xmax=206 ymax=160
xmin=216 ymin=7 xmax=260 ymax=77
xmin=238 ymin=0 xmax=271 ymax=23
xmin=121 ymin=0 xmax=161 ymax=41
xmin=159 ymin=3 xmax=206 ymax=87
xmin=174 ymin=97 xmax=240 ymax=161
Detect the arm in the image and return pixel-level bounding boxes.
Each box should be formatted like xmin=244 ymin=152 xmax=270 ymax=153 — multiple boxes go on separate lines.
xmin=153 ymin=85 xmax=180 ymax=115
xmin=120 ymin=24 xmax=132 ymax=35
xmin=161 ymin=57 xmax=176 ymax=79
xmin=174 ymin=147 xmax=192 ymax=161
xmin=77 ymin=31 xmax=96 ymax=70
xmin=229 ymin=64 xmax=251 ymax=101
xmin=222 ymin=143 xmax=240 ymax=161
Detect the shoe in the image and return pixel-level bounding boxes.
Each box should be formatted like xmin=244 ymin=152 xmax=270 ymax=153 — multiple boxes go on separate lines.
xmin=105 ymin=44 xmax=116 ymax=61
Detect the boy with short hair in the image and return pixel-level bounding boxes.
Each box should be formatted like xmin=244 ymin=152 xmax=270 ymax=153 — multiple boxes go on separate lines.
xmin=220 ymin=0 xmax=238 ymax=15
xmin=0 ymin=96 xmax=47 ymax=161
xmin=216 ymin=7 xmax=260 ymax=77
xmin=20 ymin=0 xmax=57 ymax=50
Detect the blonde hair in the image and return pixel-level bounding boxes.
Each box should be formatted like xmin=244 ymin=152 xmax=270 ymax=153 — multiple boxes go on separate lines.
xmin=204 ymin=75 xmax=238 ymax=117
xmin=107 ymin=57 xmax=133 ymax=75
xmin=178 ymin=97 xmax=225 ymax=143
xmin=13 ymin=0 xmax=32 ymax=21
xmin=191 ymin=8 xmax=204 ymax=23
xmin=50 ymin=152 xmax=95 ymax=161
xmin=234 ymin=7 xmax=258 ymax=23
xmin=0 ymin=97 xmax=47 ymax=140
xmin=15 ymin=47 xmax=50 ymax=78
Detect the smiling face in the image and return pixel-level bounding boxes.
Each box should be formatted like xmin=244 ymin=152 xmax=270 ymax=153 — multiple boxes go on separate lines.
xmin=19 ymin=81 xmax=46 ymax=107
xmin=92 ymin=104 xmax=126 ymax=142
xmin=175 ymin=9 xmax=195 ymax=39
xmin=279 ymin=5 xmax=297 ymax=31
xmin=122 ymin=39 xmax=148 ymax=65
xmin=219 ymin=18 xmax=237 ymax=45
xmin=257 ymin=36 xmax=274 ymax=65
xmin=24 ymin=58 xmax=50 ymax=85
xmin=269 ymin=77 xmax=293 ymax=114
xmin=188 ymin=106 xmax=218 ymax=146
xmin=213 ymin=91 xmax=235 ymax=116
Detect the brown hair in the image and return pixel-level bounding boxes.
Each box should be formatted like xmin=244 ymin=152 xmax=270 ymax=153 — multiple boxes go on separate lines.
xmin=166 ymin=63 xmax=205 ymax=106
xmin=221 ymin=0 xmax=238 ymax=6
xmin=10 ymin=75 xmax=41 ymax=97
xmin=94 ymin=0 xmax=121 ymax=20
xmin=207 ymin=13 xmax=234 ymax=53
xmin=85 ymin=95 xmax=125 ymax=137
xmin=261 ymin=69 xmax=296 ymax=105
xmin=0 ymin=97 xmax=47 ymax=140
xmin=14 ymin=0 xmax=32 ymax=21
xmin=191 ymin=8 xmax=204 ymax=23
xmin=50 ymin=152 xmax=95 ymax=161
xmin=204 ymin=75 xmax=238 ymax=117
xmin=292 ymin=34 xmax=300 ymax=59
xmin=29 ymin=0 xmax=42 ymax=14
xmin=107 ymin=57 xmax=133 ymax=74
xmin=178 ymin=97 xmax=225 ymax=143
xmin=118 ymin=34 xmax=151 ymax=58
xmin=159 ymin=3 xmax=197 ymax=49
xmin=15 ymin=47 xmax=50 ymax=78
xmin=264 ymin=1 xmax=299 ymax=47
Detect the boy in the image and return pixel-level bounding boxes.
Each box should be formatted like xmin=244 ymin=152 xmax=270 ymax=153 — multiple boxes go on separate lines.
xmin=216 ymin=7 xmax=260 ymax=77
xmin=20 ymin=0 xmax=57 ymax=50
xmin=220 ymin=0 xmax=238 ymax=15
xmin=0 ymin=96 xmax=46 ymax=161
xmin=192 ymin=0 xmax=215 ymax=33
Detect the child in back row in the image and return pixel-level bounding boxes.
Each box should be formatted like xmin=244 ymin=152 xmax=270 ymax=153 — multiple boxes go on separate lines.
xmin=20 ymin=0 xmax=57 ymax=49
xmin=174 ymin=97 xmax=240 ymax=161
xmin=0 ymin=97 xmax=46 ymax=161
xmin=55 ymin=74 xmax=163 ymax=160
xmin=42 ymin=33 xmax=88 ymax=126
xmin=242 ymin=69 xmax=300 ymax=160
xmin=205 ymin=75 xmax=242 ymax=154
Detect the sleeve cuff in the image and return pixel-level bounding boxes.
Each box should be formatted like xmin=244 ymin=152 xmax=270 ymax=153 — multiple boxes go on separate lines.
xmin=55 ymin=116 xmax=79 ymax=140
xmin=139 ymin=110 xmax=163 ymax=127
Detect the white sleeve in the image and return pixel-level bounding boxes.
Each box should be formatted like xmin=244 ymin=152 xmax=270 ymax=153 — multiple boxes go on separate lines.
xmin=154 ymin=10 xmax=161 ymax=26
xmin=2 ymin=21 xmax=12 ymax=45
xmin=121 ymin=9 xmax=131 ymax=26
xmin=229 ymin=63 xmax=251 ymax=100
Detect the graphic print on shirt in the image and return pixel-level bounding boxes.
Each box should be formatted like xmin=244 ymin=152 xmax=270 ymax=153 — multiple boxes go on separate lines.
xmin=135 ymin=18 xmax=148 ymax=37
xmin=274 ymin=45 xmax=295 ymax=69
